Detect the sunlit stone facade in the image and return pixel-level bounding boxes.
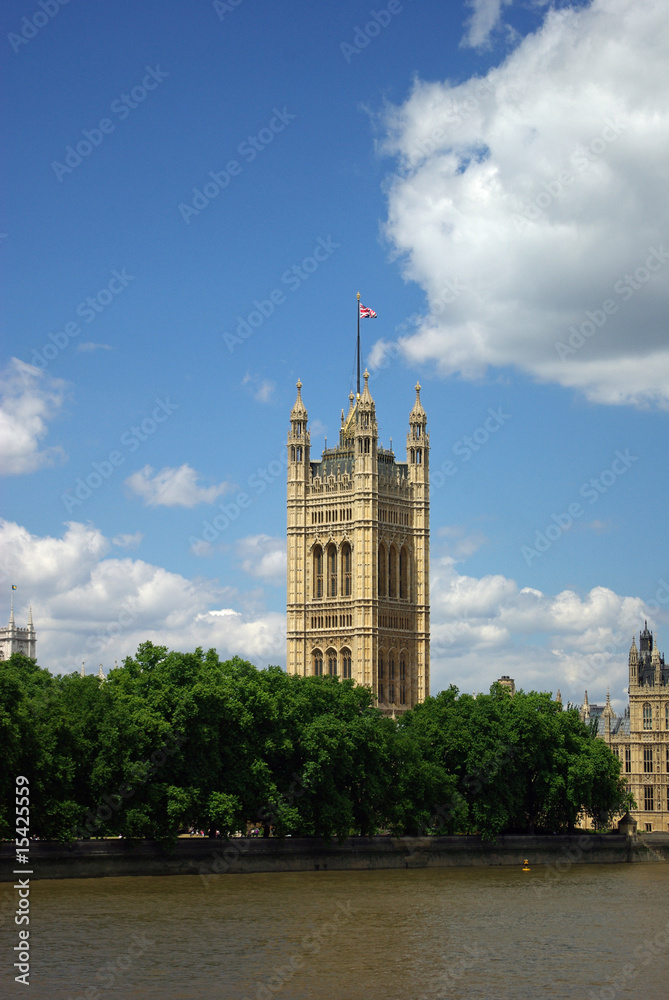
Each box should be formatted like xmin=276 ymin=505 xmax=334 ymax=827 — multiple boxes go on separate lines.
xmin=286 ymin=372 xmax=429 ymax=714
xmin=581 ymin=623 xmax=669 ymax=832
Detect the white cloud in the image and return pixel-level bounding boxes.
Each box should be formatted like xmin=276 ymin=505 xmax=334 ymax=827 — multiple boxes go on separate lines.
xmin=0 ymin=359 xmax=66 ymax=475
xmin=381 ymin=0 xmax=669 ymax=408
xmin=125 ymin=464 xmax=233 ymax=507
xmin=77 ymin=342 xmax=112 ymax=352
xmin=438 ymin=524 xmax=488 ymax=559
xmin=429 ymin=554 xmax=667 ymax=710
xmin=461 ymin=0 xmax=509 ymax=49
xmin=235 ymin=535 xmax=287 ymax=585
xmin=242 ymin=373 xmax=275 ymax=403
xmin=2 ymin=518 xmax=666 ymax=712
xmin=0 ymin=519 xmax=285 ymax=673
xmin=112 ymin=532 xmax=143 ymax=549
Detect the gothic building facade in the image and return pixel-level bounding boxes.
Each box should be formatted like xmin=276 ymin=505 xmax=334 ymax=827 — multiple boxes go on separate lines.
xmin=0 ymin=602 xmax=36 ymax=660
xmin=286 ymin=371 xmax=429 ymax=714
xmin=581 ymin=623 xmax=669 ymax=832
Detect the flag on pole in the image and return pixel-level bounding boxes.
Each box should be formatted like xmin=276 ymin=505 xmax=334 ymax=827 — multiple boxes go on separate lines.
xmin=359 ymin=305 xmax=377 ymax=318
xmin=11 ymin=585 xmax=17 ymax=590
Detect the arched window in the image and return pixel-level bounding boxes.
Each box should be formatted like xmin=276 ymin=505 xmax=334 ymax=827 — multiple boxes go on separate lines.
xmin=342 ymin=649 xmax=352 ymax=680
xmin=378 ymin=652 xmax=385 ymax=680
xmin=389 ymin=546 xmax=398 ymax=599
xmin=378 ymin=543 xmax=387 ymax=597
xmin=378 ymin=682 xmax=384 ymax=703
xmin=342 ymin=543 xmax=352 ymax=597
xmin=643 ymin=703 xmax=652 ymax=730
xmin=399 ymin=545 xmax=409 ymax=600
xmin=313 ymin=546 xmax=323 ymax=599
xmin=665 ymin=703 xmax=669 ymax=730
xmin=327 ymin=648 xmax=337 ymax=677
xmin=400 ymin=654 xmax=407 ymax=705
xmin=313 ymin=650 xmax=323 ymax=676
xmin=389 ymin=651 xmax=396 ymax=703
xmin=327 ymin=544 xmax=337 ymax=597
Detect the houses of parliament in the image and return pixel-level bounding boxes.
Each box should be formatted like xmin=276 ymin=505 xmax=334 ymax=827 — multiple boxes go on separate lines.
xmin=286 ymin=365 xmax=430 ymax=715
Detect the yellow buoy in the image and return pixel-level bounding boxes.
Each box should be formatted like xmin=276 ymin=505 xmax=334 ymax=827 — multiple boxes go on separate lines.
xmin=522 ymin=859 xmax=531 ymax=871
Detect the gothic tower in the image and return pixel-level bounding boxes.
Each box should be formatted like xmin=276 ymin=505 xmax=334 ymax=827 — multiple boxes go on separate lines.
xmin=286 ymin=371 xmax=430 ymax=714
xmin=0 ymin=600 xmax=37 ymax=660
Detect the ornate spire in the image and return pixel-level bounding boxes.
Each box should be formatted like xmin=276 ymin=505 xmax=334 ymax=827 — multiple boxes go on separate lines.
xmin=410 ymin=381 xmax=426 ymax=420
xmin=80 ymin=661 xmax=85 ymax=678
xmin=603 ymin=687 xmax=615 ymax=719
xmin=290 ymin=379 xmax=308 ymax=419
xmin=361 ymin=369 xmax=373 ymax=401
xmin=555 ymin=688 xmax=562 ymax=705
xmin=9 ymin=597 xmax=15 ymax=626
xmin=97 ymin=664 xmax=105 ymax=682
xmin=27 ymin=605 xmax=34 ymax=632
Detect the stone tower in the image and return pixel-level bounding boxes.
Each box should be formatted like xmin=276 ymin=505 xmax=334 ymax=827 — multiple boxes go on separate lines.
xmin=286 ymin=371 xmax=429 ymax=714
xmin=0 ymin=600 xmax=37 ymax=660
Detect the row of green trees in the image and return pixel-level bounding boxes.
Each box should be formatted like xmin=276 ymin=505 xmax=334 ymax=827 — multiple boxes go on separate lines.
xmin=0 ymin=643 xmax=630 ymax=842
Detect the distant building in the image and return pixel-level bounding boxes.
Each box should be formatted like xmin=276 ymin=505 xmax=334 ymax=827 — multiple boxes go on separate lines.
xmin=286 ymin=370 xmax=430 ymax=714
xmin=0 ymin=601 xmax=37 ymax=660
xmin=497 ymin=675 xmax=516 ymax=695
xmin=580 ymin=622 xmax=668 ymax=832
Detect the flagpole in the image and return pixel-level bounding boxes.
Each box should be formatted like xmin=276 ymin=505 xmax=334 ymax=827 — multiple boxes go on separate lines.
xmin=356 ymin=292 xmax=361 ymax=396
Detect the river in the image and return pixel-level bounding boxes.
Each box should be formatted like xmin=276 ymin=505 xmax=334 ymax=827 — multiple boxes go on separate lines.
xmin=3 ymin=863 xmax=668 ymax=999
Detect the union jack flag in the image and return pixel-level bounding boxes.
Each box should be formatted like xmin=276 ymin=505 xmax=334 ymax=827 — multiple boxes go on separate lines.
xmin=359 ymin=304 xmax=377 ymax=318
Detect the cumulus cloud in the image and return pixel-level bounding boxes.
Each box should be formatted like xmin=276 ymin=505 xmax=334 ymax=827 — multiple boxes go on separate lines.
xmin=0 ymin=359 xmax=67 ymax=475
xmin=429 ymin=554 xmax=668 ymax=709
xmin=125 ymin=464 xmax=233 ymax=507
xmin=381 ymin=0 xmax=669 ymax=408
xmin=242 ymin=373 xmax=275 ymax=403
xmin=235 ymin=535 xmax=287 ymax=585
xmin=0 ymin=519 xmax=285 ymax=673
xmin=112 ymin=532 xmax=143 ymax=549
xmin=2 ymin=518 xmax=666 ymax=709
xmin=461 ymin=0 xmax=510 ymax=49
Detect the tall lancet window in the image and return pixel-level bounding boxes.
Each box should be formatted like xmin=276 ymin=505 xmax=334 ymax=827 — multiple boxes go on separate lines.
xmin=643 ymin=703 xmax=652 ymax=730
xmin=342 ymin=543 xmax=352 ymax=596
xmin=327 ymin=544 xmax=337 ymax=597
xmin=314 ymin=546 xmax=323 ymax=599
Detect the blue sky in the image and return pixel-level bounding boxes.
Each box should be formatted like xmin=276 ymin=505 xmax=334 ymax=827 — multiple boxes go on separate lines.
xmin=2 ymin=0 xmax=668 ymax=708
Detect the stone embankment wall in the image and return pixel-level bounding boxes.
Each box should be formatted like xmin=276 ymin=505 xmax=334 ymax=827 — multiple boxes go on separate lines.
xmin=3 ymin=833 xmax=664 ymax=881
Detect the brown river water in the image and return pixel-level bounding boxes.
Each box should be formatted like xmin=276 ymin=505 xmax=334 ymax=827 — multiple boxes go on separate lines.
xmin=2 ymin=863 xmax=668 ymax=999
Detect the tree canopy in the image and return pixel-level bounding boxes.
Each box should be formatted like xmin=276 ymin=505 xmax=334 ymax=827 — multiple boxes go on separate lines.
xmin=0 ymin=647 xmax=630 ymax=842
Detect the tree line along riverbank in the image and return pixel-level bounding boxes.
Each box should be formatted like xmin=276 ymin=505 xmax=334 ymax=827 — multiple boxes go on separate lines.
xmin=0 ymin=644 xmax=630 ymax=844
